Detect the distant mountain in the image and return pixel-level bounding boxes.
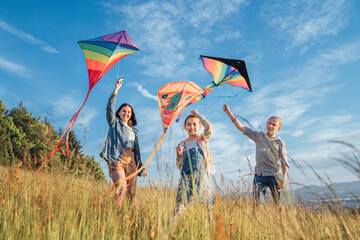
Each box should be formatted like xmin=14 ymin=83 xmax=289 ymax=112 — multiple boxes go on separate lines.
xmin=293 ymin=181 xmax=360 ymax=208
xmin=293 ymin=180 xmax=360 ymax=199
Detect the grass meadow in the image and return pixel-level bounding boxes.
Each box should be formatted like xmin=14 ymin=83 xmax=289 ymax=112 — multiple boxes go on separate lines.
xmin=0 ymin=161 xmax=359 ymax=240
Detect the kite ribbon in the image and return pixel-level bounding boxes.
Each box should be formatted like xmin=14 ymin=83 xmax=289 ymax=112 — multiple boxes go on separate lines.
xmin=24 ymin=90 xmax=91 ymax=172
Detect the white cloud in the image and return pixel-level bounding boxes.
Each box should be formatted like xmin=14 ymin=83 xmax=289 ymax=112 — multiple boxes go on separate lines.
xmin=186 ymin=0 xmax=248 ymax=33
xmin=311 ymin=41 xmax=360 ymax=67
xmin=215 ymin=39 xmax=360 ymax=185
xmin=306 ymin=115 xmax=359 ymax=143
xmin=77 ymin=109 xmax=98 ymax=128
xmin=102 ymin=0 xmax=248 ymax=79
xmin=52 ymin=94 xmax=98 ymax=129
xmin=286 ymin=115 xmax=360 ymax=184
xmin=244 ymin=51 xmax=263 ymax=64
xmin=97 ymin=0 xmax=359 ymax=187
xmin=261 ymin=0 xmax=349 ymax=48
xmin=129 ymin=83 xmax=157 ymax=101
xmin=52 ymin=95 xmax=81 ymax=116
xmin=0 ymin=56 xmax=30 ymax=77
xmin=214 ymin=30 xmax=242 ymax=43
xmin=0 ymin=20 xmax=58 ymax=53
xmin=234 ymin=39 xmax=358 ymax=129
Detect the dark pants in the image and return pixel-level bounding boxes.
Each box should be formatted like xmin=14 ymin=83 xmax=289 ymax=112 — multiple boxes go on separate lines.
xmin=253 ymin=174 xmax=280 ymax=204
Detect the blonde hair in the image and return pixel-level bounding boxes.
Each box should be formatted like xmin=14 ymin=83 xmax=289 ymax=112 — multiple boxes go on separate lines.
xmin=184 ymin=114 xmax=200 ymax=127
xmin=268 ymin=116 xmax=282 ymax=128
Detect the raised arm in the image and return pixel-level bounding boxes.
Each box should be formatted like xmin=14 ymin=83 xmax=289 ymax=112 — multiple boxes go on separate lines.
xmin=190 ymin=109 xmax=212 ymax=142
xmin=106 ymin=78 xmax=123 ymax=126
xmin=223 ymin=104 xmax=246 ymax=132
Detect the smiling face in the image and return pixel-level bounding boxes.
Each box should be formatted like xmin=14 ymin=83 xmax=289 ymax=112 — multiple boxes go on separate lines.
xmin=184 ymin=116 xmax=201 ymax=137
xmin=118 ymin=105 xmax=132 ymax=125
xmin=266 ymin=117 xmax=281 ymax=137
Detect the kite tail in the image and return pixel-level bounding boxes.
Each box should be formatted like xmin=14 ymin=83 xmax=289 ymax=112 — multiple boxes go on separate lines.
xmin=25 ymin=89 xmax=92 ymax=172
xmin=56 ymin=89 xmax=91 ymax=156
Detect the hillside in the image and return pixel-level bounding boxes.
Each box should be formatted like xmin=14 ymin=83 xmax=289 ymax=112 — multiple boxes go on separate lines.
xmin=0 ymin=99 xmax=104 ymax=179
xmin=294 ymin=181 xmax=360 ymax=200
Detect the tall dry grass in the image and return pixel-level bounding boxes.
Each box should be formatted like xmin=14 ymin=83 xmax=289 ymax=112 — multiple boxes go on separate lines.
xmin=1 ymin=162 xmax=359 ymax=239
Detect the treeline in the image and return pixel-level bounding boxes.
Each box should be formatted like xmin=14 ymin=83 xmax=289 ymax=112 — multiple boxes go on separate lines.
xmin=0 ymin=99 xmax=105 ymax=180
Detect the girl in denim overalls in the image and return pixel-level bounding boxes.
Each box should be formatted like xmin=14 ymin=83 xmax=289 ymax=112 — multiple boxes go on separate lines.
xmin=170 ymin=110 xmax=216 ymax=230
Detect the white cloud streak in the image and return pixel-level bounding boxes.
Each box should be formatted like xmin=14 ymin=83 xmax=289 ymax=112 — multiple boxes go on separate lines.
xmin=0 ymin=20 xmax=58 ymax=53
xmin=234 ymin=39 xmax=360 ymax=130
xmin=77 ymin=109 xmax=98 ymax=128
xmin=53 ymin=95 xmax=81 ymax=116
xmin=129 ymin=83 xmax=157 ymax=101
xmin=0 ymin=56 xmax=30 ymax=77
xmin=311 ymin=41 xmax=360 ymax=67
xmin=52 ymin=94 xmax=97 ymax=128
xmin=261 ymin=0 xmax=349 ymax=48
xmin=102 ymin=0 xmax=247 ymax=79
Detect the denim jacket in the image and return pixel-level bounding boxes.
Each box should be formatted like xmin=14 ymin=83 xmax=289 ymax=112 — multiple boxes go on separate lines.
xmin=100 ymin=93 xmax=144 ymax=176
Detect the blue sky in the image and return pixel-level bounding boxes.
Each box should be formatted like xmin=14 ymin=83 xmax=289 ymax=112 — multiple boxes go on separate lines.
xmin=1 ymin=0 xmax=359 ymax=189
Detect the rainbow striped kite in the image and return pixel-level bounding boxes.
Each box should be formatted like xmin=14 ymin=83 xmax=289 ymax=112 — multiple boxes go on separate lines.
xmin=25 ymin=31 xmax=140 ymax=172
xmin=192 ymin=55 xmax=252 ymax=103
xmin=78 ymin=31 xmax=140 ymax=90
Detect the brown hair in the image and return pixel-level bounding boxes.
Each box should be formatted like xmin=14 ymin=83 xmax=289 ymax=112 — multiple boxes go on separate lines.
xmin=268 ymin=116 xmax=282 ymax=128
xmin=183 ymin=114 xmax=200 ymax=127
xmin=116 ymin=103 xmax=137 ymax=126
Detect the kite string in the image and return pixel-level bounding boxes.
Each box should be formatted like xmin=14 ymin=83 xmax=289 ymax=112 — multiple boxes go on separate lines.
xmin=117 ymin=61 xmax=120 ymax=79
xmin=91 ymin=132 xmax=167 ymax=206
xmin=180 ymin=56 xmax=201 ymax=66
xmin=121 ymin=132 xmax=166 ymax=182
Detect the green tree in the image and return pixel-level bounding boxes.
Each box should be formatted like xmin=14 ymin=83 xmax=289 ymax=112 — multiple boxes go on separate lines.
xmin=0 ymin=99 xmax=105 ymax=180
xmin=8 ymin=101 xmax=53 ymax=166
xmin=0 ymin=100 xmax=25 ymax=165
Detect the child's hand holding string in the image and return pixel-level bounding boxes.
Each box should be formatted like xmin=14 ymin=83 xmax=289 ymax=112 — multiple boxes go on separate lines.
xmin=176 ymin=145 xmax=183 ymax=159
